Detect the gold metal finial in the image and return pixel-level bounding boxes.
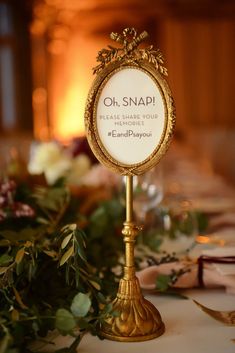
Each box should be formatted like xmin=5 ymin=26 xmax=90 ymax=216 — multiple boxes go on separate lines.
xmin=110 ymin=27 xmax=148 ymax=54
xmin=100 ymin=175 xmax=165 ymax=341
xmin=93 ymin=27 xmax=167 ymax=76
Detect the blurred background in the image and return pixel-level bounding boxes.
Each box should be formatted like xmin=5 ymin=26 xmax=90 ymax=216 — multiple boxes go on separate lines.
xmin=0 ymin=0 xmax=235 ymax=184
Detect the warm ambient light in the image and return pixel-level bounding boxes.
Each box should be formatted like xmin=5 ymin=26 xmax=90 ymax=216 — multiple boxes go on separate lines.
xmin=31 ymin=1 xmax=106 ymax=142
xmin=196 ymin=235 xmax=226 ymax=246
xmin=54 ymin=84 xmax=87 ymax=141
xmin=48 ymin=33 xmax=104 ymax=142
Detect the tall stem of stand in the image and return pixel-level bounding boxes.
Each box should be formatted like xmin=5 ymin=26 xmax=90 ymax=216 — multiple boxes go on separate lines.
xmin=126 ymin=175 xmax=133 ymax=222
xmin=124 ymin=175 xmax=135 ymax=276
xmin=100 ymin=174 xmax=165 ymax=342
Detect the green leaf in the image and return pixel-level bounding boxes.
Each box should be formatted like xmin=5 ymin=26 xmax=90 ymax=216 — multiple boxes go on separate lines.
xmin=61 ymin=233 xmax=73 ymax=249
xmin=101 ymin=303 xmax=113 ymax=315
xmin=55 ymin=309 xmax=76 ymax=332
xmin=97 ymin=292 xmax=107 ymax=305
xmin=156 ymin=274 xmax=172 ymax=292
xmin=0 ymin=228 xmax=43 ymax=242
xmin=59 ymin=245 xmax=74 ymax=266
xmin=0 ymin=254 xmax=13 ymax=266
xmin=35 ymin=187 xmax=69 ymax=212
xmin=160 ymin=291 xmax=189 ymax=300
xmin=61 ymin=224 xmax=77 ymax=233
xmin=75 ymin=234 xmax=87 ymax=262
xmin=15 ymin=248 xmax=25 ymax=264
xmin=77 ymin=318 xmax=89 ymax=330
xmin=0 ymin=329 xmax=12 ymax=353
xmin=0 ymin=267 xmax=9 ymax=275
xmin=88 ymin=280 xmax=101 ymax=291
xmin=70 ymin=293 xmax=91 ymax=317
xmin=90 ymin=207 xmax=109 ymax=236
xmin=36 ymin=217 xmax=50 ymax=225
xmin=0 ymin=239 xmax=10 ymax=247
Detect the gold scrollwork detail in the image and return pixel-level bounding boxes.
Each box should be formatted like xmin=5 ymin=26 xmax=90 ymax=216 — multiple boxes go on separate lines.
xmin=122 ymin=221 xmax=143 ymax=238
xmin=101 ymin=277 xmax=165 ymax=342
xmin=93 ymin=27 xmax=167 ymax=76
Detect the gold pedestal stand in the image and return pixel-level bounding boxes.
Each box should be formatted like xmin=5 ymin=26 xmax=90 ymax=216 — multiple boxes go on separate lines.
xmin=100 ymin=175 xmax=165 ymax=342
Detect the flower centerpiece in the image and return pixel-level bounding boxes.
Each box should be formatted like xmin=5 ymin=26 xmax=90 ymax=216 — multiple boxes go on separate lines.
xmin=0 ymin=137 xmax=126 ymax=353
xmin=0 ymin=136 xmax=208 ymax=352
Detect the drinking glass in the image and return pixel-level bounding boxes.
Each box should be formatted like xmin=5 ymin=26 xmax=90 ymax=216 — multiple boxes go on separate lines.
xmin=133 ymin=166 xmax=163 ymax=224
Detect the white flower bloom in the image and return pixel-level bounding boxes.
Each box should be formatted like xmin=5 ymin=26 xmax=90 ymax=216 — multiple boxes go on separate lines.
xmin=44 ymin=157 xmax=72 ymax=185
xmin=28 ymin=142 xmax=92 ymax=185
xmin=67 ymin=154 xmax=91 ymax=185
xmin=28 ymin=141 xmax=72 ymax=184
xmin=28 ymin=142 xmax=63 ymax=175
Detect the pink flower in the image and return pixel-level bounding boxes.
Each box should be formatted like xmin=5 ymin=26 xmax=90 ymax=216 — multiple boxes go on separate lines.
xmin=82 ymin=164 xmax=121 ymax=188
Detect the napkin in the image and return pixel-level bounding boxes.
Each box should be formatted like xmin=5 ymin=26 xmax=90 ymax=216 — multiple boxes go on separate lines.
xmin=136 ymin=249 xmax=235 ymax=294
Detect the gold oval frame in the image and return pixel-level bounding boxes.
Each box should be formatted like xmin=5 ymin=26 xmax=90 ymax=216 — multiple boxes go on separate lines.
xmin=85 ymin=60 xmax=175 ymax=175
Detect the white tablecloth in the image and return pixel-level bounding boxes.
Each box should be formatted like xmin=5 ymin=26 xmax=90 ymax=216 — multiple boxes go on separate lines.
xmin=48 ymin=289 xmax=234 ymax=353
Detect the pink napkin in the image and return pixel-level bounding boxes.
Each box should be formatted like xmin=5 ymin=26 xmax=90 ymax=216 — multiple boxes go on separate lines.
xmin=136 ymin=258 xmax=235 ymax=294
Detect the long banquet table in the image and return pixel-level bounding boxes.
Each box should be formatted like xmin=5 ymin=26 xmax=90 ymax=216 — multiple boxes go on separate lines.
xmin=46 ymin=288 xmax=234 ymax=353
xmin=29 ymin=138 xmax=235 ymax=353
xmin=47 ymin=142 xmax=235 ymax=353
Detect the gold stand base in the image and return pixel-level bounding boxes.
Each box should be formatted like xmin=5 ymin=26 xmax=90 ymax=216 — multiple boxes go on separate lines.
xmin=100 ymin=275 xmax=165 ymax=342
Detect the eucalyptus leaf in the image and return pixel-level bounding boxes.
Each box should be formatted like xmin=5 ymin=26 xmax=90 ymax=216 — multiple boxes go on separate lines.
xmin=88 ymin=280 xmax=101 ymax=291
xmin=70 ymin=293 xmax=91 ymax=317
xmin=55 ymin=309 xmax=76 ymax=332
xmin=61 ymin=234 xmax=73 ymax=250
xmin=61 ymin=224 xmax=77 ymax=233
xmin=60 ymin=246 xmax=74 ymax=266
xmin=75 ymin=236 xmax=87 ymax=262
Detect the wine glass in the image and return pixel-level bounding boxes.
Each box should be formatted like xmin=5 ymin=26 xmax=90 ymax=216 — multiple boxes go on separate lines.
xmin=133 ymin=166 xmax=164 ymax=224
xmin=159 ymin=197 xmax=199 ymax=255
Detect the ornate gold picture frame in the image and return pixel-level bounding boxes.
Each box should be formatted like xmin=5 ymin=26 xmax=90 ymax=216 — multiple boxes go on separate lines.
xmin=85 ymin=28 xmax=175 ymax=175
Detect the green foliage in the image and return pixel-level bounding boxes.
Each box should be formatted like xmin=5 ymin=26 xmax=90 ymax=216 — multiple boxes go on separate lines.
xmin=70 ymin=293 xmax=91 ymax=318
xmin=0 ymin=179 xmax=208 ymax=352
xmin=55 ymin=309 xmax=76 ymax=333
xmin=0 ymin=182 xmax=118 ymax=353
xmin=155 ymin=269 xmax=190 ymax=297
xmin=156 ymin=274 xmax=172 ymax=292
xmin=85 ymin=197 xmax=124 ymax=273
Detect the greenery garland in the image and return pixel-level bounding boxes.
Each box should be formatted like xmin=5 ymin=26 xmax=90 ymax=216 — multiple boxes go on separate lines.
xmin=0 ymin=176 xmax=207 ymax=353
xmin=0 ymin=179 xmax=123 ymax=353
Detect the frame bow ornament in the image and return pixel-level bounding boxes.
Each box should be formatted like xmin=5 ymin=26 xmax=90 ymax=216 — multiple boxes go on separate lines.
xmin=93 ymin=27 xmax=168 ymax=76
